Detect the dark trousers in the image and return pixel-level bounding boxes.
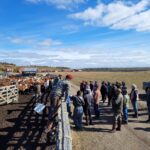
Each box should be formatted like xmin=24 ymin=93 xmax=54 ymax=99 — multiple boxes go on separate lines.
xmin=94 ymin=103 xmax=100 ymax=117
xmin=102 ymin=93 xmax=107 ymax=103
xmin=123 ymin=107 xmax=128 ymax=122
xmin=84 ymin=107 xmax=92 ymax=124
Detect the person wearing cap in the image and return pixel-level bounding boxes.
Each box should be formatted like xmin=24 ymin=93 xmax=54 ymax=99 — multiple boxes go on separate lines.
xmin=111 ymin=88 xmax=123 ymax=133
xmin=122 ymin=88 xmax=130 ymax=124
xmin=130 ymin=84 xmax=139 ymax=118
xmin=83 ymin=89 xmax=93 ymax=125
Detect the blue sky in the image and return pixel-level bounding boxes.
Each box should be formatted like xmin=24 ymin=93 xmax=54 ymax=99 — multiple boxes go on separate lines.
xmin=0 ymin=0 xmax=150 ymax=68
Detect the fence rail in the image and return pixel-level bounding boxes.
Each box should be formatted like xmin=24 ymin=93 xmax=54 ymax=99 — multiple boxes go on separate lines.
xmin=0 ymin=85 xmax=19 ymax=105
xmin=57 ymin=101 xmax=72 ymax=150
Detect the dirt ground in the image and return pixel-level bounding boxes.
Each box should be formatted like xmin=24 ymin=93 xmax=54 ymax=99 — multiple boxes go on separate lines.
xmin=0 ymin=84 xmax=150 ymax=150
xmin=0 ymin=94 xmax=55 ymax=150
xmin=70 ymin=84 xmax=150 ymax=150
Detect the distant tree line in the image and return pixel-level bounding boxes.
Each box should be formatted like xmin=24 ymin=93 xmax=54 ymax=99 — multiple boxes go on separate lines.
xmin=82 ymin=68 xmax=150 ymax=72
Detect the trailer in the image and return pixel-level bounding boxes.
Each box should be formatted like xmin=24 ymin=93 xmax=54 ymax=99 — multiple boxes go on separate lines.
xmin=0 ymin=85 xmax=18 ymax=105
xmin=143 ymin=82 xmax=150 ymax=91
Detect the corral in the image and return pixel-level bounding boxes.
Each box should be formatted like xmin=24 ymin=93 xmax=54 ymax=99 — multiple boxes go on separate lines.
xmin=0 ymin=71 xmax=150 ymax=150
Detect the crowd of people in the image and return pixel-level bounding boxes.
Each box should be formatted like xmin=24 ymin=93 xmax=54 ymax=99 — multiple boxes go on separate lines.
xmin=32 ymin=75 xmax=150 ymax=135
xmin=68 ymin=80 xmax=150 ymax=132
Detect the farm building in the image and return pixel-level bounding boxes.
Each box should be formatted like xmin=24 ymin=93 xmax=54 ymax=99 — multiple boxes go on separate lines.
xmin=22 ymin=68 xmax=38 ymax=76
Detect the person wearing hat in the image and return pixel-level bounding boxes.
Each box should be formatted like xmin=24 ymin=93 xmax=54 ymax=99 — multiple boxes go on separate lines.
xmin=130 ymin=84 xmax=139 ymax=118
xmin=111 ymin=88 xmax=123 ymax=133
xmin=122 ymin=88 xmax=130 ymax=124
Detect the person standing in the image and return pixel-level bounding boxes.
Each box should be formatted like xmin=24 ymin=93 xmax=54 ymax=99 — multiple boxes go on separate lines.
xmin=107 ymin=82 xmax=112 ymax=106
xmin=111 ymin=88 xmax=123 ymax=132
xmin=45 ymin=74 xmax=73 ymax=132
xmin=72 ymin=91 xmax=85 ymax=130
xmin=101 ymin=81 xmax=107 ymax=103
xmin=83 ymin=89 xmax=93 ymax=125
xmin=89 ymin=81 xmax=94 ymax=92
xmin=122 ymin=89 xmax=130 ymax=124
xmin=94 ymin=84 xmax=101 ymax=118
xmin=34 ymin=82 xmax=41 ymax=102
xmin=146 ymin=87 xmax=150 ymax=122
xmin=130 ymin=84 xmax=139 ymax=118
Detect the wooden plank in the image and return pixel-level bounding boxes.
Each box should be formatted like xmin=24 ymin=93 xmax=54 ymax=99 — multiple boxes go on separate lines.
xmin=0 ymin=85 xmax=19 ymax=105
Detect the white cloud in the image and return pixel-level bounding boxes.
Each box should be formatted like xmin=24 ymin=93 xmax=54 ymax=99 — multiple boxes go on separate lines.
xmin=69 ymin=0 xmax=150 ymax=31
xmin=6 ymin=36 xmax=62 ymax=47
xmin=25 ymin=0 xmax=86 ymax=9
xmin=38 ymin=39 xmax=62 ymax=47
xmin=1 ymin=47 xmax=150 ymax=68
xmin=7 ymin=37 xmax=33 ymax=44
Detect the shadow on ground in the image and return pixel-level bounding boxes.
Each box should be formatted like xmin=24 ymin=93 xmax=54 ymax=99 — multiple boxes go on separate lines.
xmin=0 ymin=95 xmax=55 ymax=150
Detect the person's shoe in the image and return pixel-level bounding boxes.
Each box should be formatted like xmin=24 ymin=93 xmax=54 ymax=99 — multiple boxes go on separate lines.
xmin=110 ymin=128 xmax=116 ymax=133
xmin=132 ymin=114 xmax=138 ymax=118
xmin=116 ymin=127 xmax=121 ymax=131
xmin=89 ymin=122 xmax=93 ymax=125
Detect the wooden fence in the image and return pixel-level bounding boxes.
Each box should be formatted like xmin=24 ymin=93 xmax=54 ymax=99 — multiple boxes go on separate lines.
xmin=0 ymin=85 xmax=19 ymax=105
xmin=57 ymin=101 xmax=72 ymax=150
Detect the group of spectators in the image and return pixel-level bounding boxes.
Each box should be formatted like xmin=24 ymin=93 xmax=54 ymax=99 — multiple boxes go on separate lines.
xmin=67 ymin=80 xmax=150 ymax=132
xmin=33 ymin=75 xmax=150 ymax=134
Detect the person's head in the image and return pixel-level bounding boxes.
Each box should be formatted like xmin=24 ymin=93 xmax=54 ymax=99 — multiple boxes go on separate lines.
xmin=77 ymin=90 xmax=81 ymax=96
xmin=122 ymin=81 xmax=125 ymax=86
xmin=131 ymin=84 xmax=137 ymax=90
xmin=116 ymin=88 xmax=122 ymax=95
xmin=58 ymin=74 xmax=62 ymax=79
xmin=95 ymin=83 xmax=100 ymax=90
xmin=146 ymin=87 xmax=150 ymax=92
xmin=66 ymin=74 xmax=73 ymax=80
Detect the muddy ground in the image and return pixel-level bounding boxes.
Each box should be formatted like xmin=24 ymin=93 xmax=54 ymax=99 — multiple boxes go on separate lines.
xmin=0 ymin=94 xmax=55 ymax=150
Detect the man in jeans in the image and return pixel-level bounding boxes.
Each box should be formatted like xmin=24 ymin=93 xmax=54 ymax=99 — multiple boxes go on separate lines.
xmin=94 ymin=84 xmax=101 ymax=118
xmin=72 ymin=91 xmax=85 ymax=130
xmin=122 ymin=89 xmax=130 ymax=124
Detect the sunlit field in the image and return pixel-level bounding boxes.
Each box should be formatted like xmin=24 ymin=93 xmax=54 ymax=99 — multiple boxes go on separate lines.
xmin=54 ymin=71 xmax=150 ymax=91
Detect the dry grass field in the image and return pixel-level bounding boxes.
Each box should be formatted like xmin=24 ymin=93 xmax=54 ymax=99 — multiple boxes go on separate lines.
xmin=54 ymin=71 xmax=150 ymax=91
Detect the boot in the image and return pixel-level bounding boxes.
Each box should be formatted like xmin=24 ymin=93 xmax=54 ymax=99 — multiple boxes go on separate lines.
xmin=111 ymin=121 xmax=117 ymax=133
xmin=89 ymin=118 xmax=93 ymax=125
xmin=85 ymin=116 xmax=89 ymax=126
xmin=116 ymin=119 xmax=122 ymax=131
